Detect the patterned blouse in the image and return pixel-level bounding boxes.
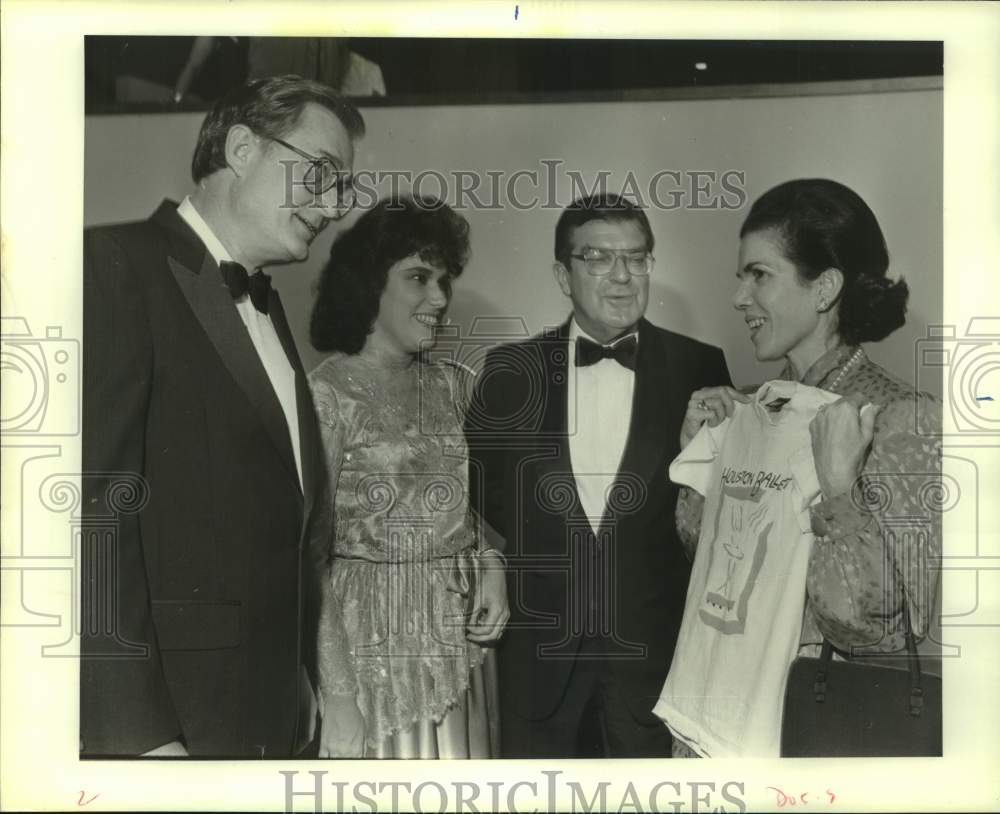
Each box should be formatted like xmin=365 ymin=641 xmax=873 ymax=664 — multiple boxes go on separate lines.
xmin=308 ymin=353 xmax=487 ymax=749
xmin=676 ymin=345 xmax=942 ymax=654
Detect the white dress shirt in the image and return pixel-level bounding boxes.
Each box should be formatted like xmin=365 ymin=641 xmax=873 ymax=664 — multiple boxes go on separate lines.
xmin=177 ymin=197 xmax=303 ymax=489
xmin=566 ymin=318 xmax=637 ymax=532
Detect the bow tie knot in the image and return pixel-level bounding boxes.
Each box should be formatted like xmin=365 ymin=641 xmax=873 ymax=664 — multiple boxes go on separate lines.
xmin=575 ymin=334 xmax=638 ymax=370
xmin=219 ymin=261 xmax=272 ymax=314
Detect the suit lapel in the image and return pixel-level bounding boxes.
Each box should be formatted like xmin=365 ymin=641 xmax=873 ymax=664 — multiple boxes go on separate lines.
xmin=541 ymin=321 xmax=590 ymax=526
xmin=158 ymin=203 xmax=301 ymax=491
xmin=269 ymin=293 xmax=318 ymax=517
xmin=600 ymin=318 xmax=675 ymax=531
xmin=540 ymin=322 xmax=570 ymax=438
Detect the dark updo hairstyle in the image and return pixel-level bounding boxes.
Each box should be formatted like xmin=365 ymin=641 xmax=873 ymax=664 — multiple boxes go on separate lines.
xmin=739 ymin=179 xmax=909 ymax=345
xmin=310 ymin=196 xmax=471 ymax=354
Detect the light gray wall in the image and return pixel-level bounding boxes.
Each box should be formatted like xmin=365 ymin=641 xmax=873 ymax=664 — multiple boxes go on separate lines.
xmin=85 ymin=86 xmax=942 ymax=395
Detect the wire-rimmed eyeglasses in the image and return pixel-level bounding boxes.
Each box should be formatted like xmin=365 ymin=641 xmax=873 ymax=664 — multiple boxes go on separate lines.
xmin=267 ymin=136 xmax=354 ymax=209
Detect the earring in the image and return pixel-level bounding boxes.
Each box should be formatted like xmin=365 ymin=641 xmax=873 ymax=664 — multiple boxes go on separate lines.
xmin=817 ymin=299 xmax=828 ymax=312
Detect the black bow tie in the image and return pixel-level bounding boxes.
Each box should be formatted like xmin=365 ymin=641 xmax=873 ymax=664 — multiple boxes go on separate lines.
xmin=575 ymin=334 xmax=638 ymax=370
xmin=219 ymin=261 xmax=271 ymax=315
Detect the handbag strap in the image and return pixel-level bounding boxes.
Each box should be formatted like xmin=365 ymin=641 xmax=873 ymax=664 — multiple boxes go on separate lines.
xmin=812 ymin=598 xmax=926 ymax=718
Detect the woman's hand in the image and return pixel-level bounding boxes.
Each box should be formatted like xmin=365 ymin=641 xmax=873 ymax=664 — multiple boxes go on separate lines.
xmin=318 ymin=694 xmax=365 ymax=758
xmin=680 ymin=386 xmax=751 ymax=450
xmin=810 ymin=393 xmax=881 ymax=499
xmin=466 ymin=550 xmax=510 ymax=644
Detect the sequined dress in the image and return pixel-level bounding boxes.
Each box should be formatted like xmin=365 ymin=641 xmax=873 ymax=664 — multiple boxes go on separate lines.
xmin=308 ymin=352 xmax=495 ymax=757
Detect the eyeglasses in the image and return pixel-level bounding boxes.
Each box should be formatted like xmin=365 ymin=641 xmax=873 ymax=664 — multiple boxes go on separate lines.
xmin=569 ymin=248 xmax=653 ymax=277
xmin=267 ymin=136 xmax=355 ymax=208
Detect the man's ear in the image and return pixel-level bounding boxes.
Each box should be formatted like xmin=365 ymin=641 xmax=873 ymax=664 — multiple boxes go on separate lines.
xmin=224 ymin=124 xmax=258 ymax=177
xmin=552 ymin=262 xmax=572 ymax=297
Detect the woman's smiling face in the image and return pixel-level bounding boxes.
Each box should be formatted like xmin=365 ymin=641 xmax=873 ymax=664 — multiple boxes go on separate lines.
xmin=733 ymin=228 xmax=829 ymax=371
xmin=368 ymin=253 xmax=452 ymax=356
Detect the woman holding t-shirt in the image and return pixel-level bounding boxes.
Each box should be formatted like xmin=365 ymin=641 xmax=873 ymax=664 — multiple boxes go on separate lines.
xmin=655 ymin=179 xmax=941 ymax=757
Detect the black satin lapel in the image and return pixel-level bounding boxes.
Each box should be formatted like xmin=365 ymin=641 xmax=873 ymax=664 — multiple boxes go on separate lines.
xmin=167 ymin=253 xmax=299 ymax=486
xmin=269 ymin=293 xmax=317 ymax=509
xmin=608 ymin=320 xmax=674 ymax=519
xmin=540 ymin=325 xmax=589 ymax=525
xmin=539 ymin=327 xmax=570 ymax=438
xmin=153 ymin=200 xmax=204 ymax=273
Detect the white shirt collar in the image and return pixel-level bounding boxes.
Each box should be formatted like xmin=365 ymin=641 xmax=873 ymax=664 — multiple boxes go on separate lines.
xmin=176 ymin=196 xmax=234 ymax=267
xmin=569 ymin=316 xmax=640 ymax=347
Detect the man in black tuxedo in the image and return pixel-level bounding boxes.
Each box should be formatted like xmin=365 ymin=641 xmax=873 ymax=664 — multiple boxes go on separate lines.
xmin=81 ymin=76 xmax=363 ymax=757
xmin=466 ymin=194 xmax=732 ymax=757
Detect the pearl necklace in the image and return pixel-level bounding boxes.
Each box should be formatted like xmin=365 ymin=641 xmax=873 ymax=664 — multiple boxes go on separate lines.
xmin=825 ymin=347 xmax=864 ymax=393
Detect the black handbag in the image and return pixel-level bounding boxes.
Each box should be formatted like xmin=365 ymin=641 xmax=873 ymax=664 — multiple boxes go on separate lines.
xmin=780 ymin=616 xmax=942 ymax=757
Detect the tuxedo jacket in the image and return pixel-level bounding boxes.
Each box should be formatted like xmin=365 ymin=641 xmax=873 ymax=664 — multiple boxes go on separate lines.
xmin=466 ymin=318 xmax=731 ymax=725
xmin=81 ymin=201 xmax=325 ymax=757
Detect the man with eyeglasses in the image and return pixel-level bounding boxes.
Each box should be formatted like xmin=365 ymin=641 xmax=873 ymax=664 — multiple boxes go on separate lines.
xmin=81 ymin=76 xmax=363 ymax=758
xmin=467 ymin=193 xmax=732 ymax=757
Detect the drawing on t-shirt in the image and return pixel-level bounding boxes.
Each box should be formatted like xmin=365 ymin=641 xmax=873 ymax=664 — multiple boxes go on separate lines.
xmin=699 ymin=469 xmax=789 ymax=634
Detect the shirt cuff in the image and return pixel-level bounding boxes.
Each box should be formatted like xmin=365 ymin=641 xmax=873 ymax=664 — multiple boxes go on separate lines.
xmin=810 ymin=489 xmax=873 ymax=540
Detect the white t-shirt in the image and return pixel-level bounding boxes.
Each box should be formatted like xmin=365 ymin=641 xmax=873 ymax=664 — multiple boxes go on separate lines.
xmin=653 ymin=380 xmax=840 ymax=757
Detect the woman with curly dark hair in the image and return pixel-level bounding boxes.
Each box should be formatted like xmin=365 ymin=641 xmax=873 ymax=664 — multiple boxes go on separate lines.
xmin=308 ymin=196 xmax=508 ymax=758
xmin=654 ymin=179 xmax=941 ymax=757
